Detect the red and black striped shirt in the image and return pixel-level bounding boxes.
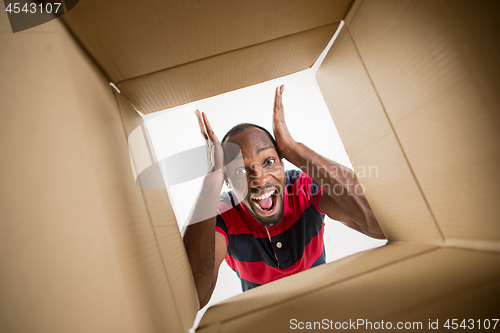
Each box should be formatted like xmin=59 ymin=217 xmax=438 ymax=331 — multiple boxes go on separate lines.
xmin=215 ymin=170 xmax=326 ymax=291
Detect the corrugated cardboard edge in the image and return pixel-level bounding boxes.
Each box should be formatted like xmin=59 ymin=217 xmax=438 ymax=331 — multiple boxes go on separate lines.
xmin=116 ymin=23 xmax=340 ymax=114
xmin=114 ymin=91 xmax=200 ymax=331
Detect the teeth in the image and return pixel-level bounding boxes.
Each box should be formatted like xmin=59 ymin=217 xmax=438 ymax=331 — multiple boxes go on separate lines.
xmin=253 ymin=189 xmax=276 ymax=201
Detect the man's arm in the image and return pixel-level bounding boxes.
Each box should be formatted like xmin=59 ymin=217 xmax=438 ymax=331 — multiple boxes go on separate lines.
xmin=272 ymin=85 xmax=385 ymax=239
xmin=183 ymin=110 xmax=228 ymax=309
xmin=183 ymin=217 xmax=227 ymax=309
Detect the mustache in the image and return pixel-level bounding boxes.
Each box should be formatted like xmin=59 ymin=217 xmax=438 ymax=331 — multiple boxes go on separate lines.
xmin=249 ymin=183 xmax=282 ymax=196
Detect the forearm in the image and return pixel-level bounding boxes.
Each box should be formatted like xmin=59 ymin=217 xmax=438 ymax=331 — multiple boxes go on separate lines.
xmin=183 ymin=169 xmax=224 ymax=307
xmin=285 ymin=142 xmax=384 ymax=238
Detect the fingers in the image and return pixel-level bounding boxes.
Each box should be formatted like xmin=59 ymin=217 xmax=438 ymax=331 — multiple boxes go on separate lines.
xmin=274 ymin=84 xmax=284 ymax=111
xmin=195 ymin=109 xmax=209 ymax=140
xmin=202 ymin=112 xmax=220 ymax=143
xmin=195 ymin=109 xmax=219 ymax=143
xmin=274 ymin=86 xmax=281 ymax=109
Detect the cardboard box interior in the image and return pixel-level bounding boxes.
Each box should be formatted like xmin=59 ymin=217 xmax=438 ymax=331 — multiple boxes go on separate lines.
xmin=1 ymin=0 xmax=499 ymax=332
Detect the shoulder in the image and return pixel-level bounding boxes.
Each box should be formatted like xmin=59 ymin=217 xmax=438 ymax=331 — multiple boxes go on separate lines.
xmin=285 ymin=169 xmax=303 ymax=186
xmin=217 ymin=191 xmax=239 ymax=222
xmin=219 ymin=191 xmax=235 ymax=207
xmin=216 ymin=192 xmax=233 ymax=239
xmin=285 ymin=169 xmax=315 ymax=190
xmin=216 ymin=191 xmax=242 ymax=246
xmin=218 ymin=190 xmax=240 ymax=212
xmin=285 ymin=169 xmax=322 ymax=200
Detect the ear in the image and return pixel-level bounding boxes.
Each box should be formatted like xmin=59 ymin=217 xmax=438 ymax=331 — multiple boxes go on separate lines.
xmin=225 ymin=179 xmax=232 ymax=189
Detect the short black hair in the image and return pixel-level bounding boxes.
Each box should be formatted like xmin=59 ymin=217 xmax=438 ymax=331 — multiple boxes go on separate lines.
xmin=221 ymin=123 xmax=278 ymax=151
xmin=221 ymin=124 xmax=281 ymax=181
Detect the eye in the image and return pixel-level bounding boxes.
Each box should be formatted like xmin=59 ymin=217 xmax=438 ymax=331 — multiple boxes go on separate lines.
xmin=235 ymin=167 xmax=247 ymax=175
xmin=264 ymin=158 xmax=275 ymax=167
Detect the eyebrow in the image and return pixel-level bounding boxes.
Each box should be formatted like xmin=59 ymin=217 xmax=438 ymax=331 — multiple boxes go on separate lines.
xmin=256 ymin=145 xmax=274 ymax=154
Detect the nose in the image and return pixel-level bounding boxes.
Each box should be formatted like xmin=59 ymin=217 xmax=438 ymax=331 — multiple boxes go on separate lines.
xmin=248 ymin=163 xmax=272 ymax=192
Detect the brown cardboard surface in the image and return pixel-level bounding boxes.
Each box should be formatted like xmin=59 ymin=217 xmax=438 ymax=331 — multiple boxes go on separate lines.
xmin=0 ymin=14 xmax=129 ymax=333
xmin=3 ymin=0 xmax=500 ymax=331
xmin=346 ymin=0 xmax=500 ymax=248
xmin=117 ymin=23 xmax=339 ymax=113
xmin=62 ymin=0 xmax=350 ymax=113
xmin=316 ymin=28 xmax=443 ymax=244
xmin=0 ymin=10 xmax=196 ymax=332
xmin=199 ymin=243 xmax=436 ymax=329
xmin=343 ymin=0 xmax=363 ymax=25
xmin=394 ymin=280 xmax=500 ymax=324
xmin=200 ymin=248 xmax=500 ymax=332
xmin=63 ymin=0 xmax=352 ymax=82
xmin=115 ymin=92 xmax=199 ymax=328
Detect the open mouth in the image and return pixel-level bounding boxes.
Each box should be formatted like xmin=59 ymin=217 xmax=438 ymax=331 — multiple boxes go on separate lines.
xmin=251 ymin=189 xmax=278 ymax=214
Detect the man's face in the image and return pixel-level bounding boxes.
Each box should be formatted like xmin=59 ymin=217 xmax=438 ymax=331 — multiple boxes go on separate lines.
xmin=224 ymin=127 xmax=286 ymax=226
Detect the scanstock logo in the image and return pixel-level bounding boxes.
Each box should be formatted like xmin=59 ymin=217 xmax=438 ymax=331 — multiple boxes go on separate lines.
xmin=4 ymin=0 xmax=79 ymax=33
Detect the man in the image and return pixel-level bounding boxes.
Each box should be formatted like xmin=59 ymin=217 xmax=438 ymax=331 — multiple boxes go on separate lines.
xmin=183 ymin=85 xmax=385 ymax=309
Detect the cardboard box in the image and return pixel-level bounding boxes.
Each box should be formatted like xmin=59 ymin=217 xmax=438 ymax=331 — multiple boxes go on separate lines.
xmin=1 ymin=0 xmax=499 ymax=332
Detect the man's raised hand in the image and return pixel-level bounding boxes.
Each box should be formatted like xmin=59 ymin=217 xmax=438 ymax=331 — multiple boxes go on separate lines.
xmin=195 ymin=110 xmax=224 ymax=174
xmin=272 ymin=85 xmax=296 ymax=160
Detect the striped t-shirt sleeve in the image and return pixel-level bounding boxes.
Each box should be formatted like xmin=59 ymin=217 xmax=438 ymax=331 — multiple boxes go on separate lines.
xmin=288 ymin=170 xmax=324 ymax=214
xmin=215 ymin=214 xmax=229 ymax=247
